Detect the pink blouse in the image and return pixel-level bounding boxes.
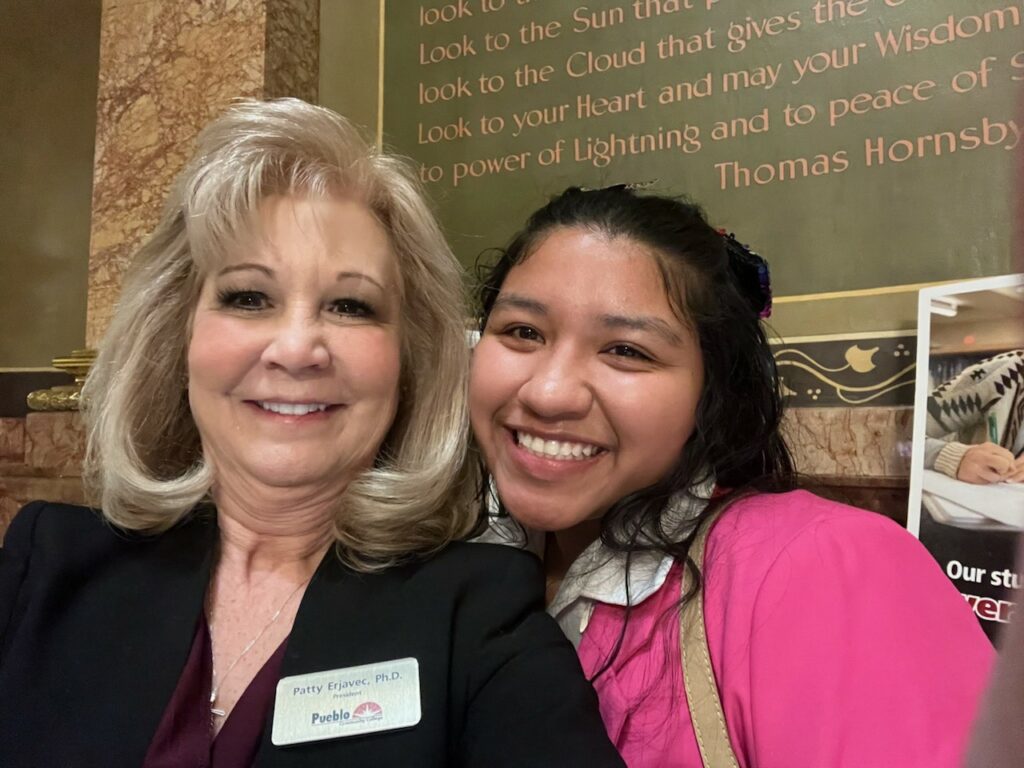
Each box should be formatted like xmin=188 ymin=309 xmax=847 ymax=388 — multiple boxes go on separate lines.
xmin=575 ymin=491 xmax=994 ymax=767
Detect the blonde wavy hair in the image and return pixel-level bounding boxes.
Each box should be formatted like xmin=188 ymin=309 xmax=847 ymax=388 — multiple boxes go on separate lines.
xmin=83 ymin=98 xmax=477 ymax=570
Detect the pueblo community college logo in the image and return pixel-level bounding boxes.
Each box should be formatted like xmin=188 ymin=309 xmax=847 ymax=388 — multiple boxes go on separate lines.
xmin=353 ymin=702 xmax=383 ymax=721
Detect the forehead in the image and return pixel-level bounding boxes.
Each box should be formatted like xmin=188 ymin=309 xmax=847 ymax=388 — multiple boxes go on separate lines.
xmin=206 ymin=195 xmax=397 ymax=279
xmin=504 ymin=227 xmax=673 ymax=314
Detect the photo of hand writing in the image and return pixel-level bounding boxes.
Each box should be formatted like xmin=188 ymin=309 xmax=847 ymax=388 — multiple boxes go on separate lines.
xmin=920 ymin=283 xmax=1024 ymax=531
xmin=910 ymin=276 xmax=1024 ymax=641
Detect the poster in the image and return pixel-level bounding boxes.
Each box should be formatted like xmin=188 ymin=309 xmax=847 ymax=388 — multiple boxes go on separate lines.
xmin=908 ymin=275 xmax=1024 ymax=640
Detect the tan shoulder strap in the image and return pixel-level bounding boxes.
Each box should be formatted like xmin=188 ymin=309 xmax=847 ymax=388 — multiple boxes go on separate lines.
xmin=679 ymin=512 xmax=741 ymax=768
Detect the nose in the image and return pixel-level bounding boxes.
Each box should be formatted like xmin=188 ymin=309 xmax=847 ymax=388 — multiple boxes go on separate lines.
xmin=261 ymin=309 xmax=330 ymax=373
xmin=517 ymin=347 xmax=593 ymax=421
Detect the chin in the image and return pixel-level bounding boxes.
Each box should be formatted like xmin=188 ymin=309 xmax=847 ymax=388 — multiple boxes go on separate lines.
xmin=243 ymin=459 xmax=338 ymax=490
xmin=501 ymin=494 xmax=589 ymax=533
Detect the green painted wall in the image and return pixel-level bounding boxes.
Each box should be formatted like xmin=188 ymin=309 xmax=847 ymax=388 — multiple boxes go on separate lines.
xmin=0 ymin=0 xmax=100 ymax=368
xmin=375 ymin=0 xmax=1023 ymax=336
xmin=320 ymin=0 xmax=382 ymax=140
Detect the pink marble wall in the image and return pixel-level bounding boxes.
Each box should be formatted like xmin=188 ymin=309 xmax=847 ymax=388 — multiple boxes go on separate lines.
xmin=86 ymin=0 xmax=319 ymax=346
xmin=24 ymin=412 xmax=87 ymax=476
xmin=0 ymin=413 xmax=87 ymax=532
xmin=0 ymin=418 xmax=25 ymax=463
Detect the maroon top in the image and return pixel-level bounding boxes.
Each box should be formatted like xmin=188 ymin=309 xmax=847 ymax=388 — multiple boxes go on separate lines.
xmin=143 ymin=615 xmax=288 ymax=768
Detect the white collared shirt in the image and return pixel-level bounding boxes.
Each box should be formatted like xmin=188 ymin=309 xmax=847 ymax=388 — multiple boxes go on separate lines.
xmin=548 ymin=543 xmax=675 ymax=647
xmin=471 ymin=482 xmax=713 ymax=646
xmin=547 ymin=485 xmax=712 ymax=647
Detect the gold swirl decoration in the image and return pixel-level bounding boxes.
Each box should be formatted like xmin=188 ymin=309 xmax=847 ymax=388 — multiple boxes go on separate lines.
xmin=774 ymin=343 xmax=916 ymax=405
xmin=26 ymin=349 xmax=96 ymax=412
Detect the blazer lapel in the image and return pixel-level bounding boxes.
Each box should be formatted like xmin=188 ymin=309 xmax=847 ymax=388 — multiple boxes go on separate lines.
xmin=253 ymin=554 xmax=411 ymax=766
xmin=99 ymin=511 xmax=217 ymax=764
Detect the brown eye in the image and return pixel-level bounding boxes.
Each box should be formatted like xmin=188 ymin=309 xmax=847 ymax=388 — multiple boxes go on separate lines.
xmin=330 ymin=298 xmax=375 ymax=318
xmin=507 ymin=325 xmax=542 ymax=342
xmin=217 ymin=290 xmax=269 ymax=311
xmin=606 ymin=344 xmax=653 ymax=362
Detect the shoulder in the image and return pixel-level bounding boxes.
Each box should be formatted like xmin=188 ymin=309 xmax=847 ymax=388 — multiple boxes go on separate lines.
xmin=2 ymin=500 xmax=212 ymax=576
xmin=435 ymin=539 xmax=543 ymax=572
xmin=715 ymin=487 xmax=893 ymax=530
xmin=368 ymin=544 xmax=562 ymax=700
xmin=1 ymin=502 xmax=123 ymax=645
xmin=3 ymin=501 xmax=112 ymax=554
xmin=701 ymin=494 xmax=992 ymax=766
xmin=706 ymin=489 xmax=913 ymax=571
xmin=386 ymin=543 xmax=550 ymax=648
xmin=702 ymin=490 xmax=959 ymax=624
xmin=402 ymin=541 xmax=544 ymax=602
xmin=701 ymin=491 xmax=985 ymax=650
xmin=2 ymin=502 xmax=132 ymax=601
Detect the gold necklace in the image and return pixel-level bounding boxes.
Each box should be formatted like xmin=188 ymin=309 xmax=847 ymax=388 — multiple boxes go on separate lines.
xmin=208 ymin=577 xmax=310 ymax=718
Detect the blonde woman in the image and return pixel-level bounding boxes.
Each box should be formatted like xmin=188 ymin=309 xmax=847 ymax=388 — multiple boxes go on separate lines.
xmin=0 ymin=100 xmax=623 ymax=768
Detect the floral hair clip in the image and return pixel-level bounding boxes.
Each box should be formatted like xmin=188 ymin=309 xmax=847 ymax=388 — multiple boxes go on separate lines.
xmin=718 ymin=229 xmax=773 ymax=319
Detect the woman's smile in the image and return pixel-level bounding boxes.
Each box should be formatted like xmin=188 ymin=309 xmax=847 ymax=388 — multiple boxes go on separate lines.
xmin=470 ymin=227 xmax=704 ymax=531
xmin=502 ymin=426 xmax=609 ymax=483
xmin=188 ymin=195 xmax=402 ymax=492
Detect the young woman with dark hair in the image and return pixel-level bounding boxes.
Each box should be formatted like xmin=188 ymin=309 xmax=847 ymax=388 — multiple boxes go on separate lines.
xmin=469 ymin=185 xmax=993 ymax=767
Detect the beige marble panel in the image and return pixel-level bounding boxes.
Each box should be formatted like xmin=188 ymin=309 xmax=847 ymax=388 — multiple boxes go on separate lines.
xmin=783 ymin=406 xmax=913 ymax=479
xmin=24 ymin=412 xmax=86 ymax=475
xmin=87 ymin=0 xmax=274 ymax=345
xmin=265 ymin=0 xmax=319 ymax=101
xmin=0 ymin=418 xmax=25 ymax=463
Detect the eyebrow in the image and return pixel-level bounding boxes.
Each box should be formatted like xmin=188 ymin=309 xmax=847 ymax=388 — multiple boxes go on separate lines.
xmin=491 ymin=293 xmax=547 ymax=315
xmin=493 ymin=293 xmax=684 ymax=346
xmin=217 ymin=263 xmax=273 ymax=277
xmin=599 ymin=313 xmax=684 ymax=345
xmin=336 ymin=270 xmax=385 ymax=292
xmin=215 ymin=264 xmax=385 ymax=292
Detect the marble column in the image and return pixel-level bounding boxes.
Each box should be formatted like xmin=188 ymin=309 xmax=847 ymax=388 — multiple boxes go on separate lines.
xmin=1 ymin=0 xmax=319 ymax=532
xmin=87 ymin=0 xmax=319 ymax=345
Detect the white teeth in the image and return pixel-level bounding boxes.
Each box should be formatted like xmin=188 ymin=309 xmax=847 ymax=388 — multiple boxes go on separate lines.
xmin=257 ymin=401 xmax=329 ymax=416
xmin=516 ymin=431 xmax=601 ymax=461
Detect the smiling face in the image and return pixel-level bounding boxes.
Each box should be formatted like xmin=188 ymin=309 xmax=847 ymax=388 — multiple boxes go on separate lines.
xmin=187 ymin=195 xmax=402 ymax=497
xmin=469 ymin=227 xmax=705 ymax=532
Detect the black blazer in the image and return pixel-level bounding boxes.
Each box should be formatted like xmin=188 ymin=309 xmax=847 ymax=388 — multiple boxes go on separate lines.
xmin=0 ymin=502 xmax=625 ymax=767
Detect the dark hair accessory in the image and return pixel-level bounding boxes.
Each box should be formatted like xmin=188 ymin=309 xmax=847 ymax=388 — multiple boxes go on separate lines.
xmin=718 ymin=229 xmax=772 ymax=319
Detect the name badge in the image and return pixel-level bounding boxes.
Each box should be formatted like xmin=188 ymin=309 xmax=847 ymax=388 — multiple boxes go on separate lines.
xmin=272 ymin=657 xmax=421 ymax=746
